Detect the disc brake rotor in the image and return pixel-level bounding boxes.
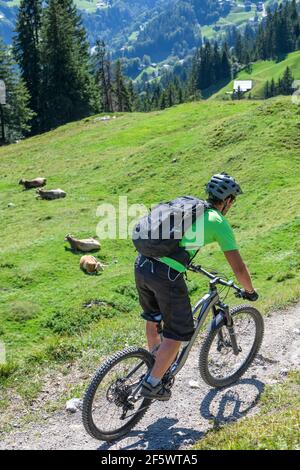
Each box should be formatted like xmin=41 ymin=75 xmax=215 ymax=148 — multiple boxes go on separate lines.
xmin=106 ymin=379 xmax=133 ymax=407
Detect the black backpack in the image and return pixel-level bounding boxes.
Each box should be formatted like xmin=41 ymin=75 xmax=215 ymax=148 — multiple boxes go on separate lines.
xmin=132 ymin=196 xmax=209 ymax=258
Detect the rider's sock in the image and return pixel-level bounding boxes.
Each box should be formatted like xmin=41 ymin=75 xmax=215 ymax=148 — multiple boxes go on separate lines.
xmin=146 ymin=375 xmax=161 ymax=387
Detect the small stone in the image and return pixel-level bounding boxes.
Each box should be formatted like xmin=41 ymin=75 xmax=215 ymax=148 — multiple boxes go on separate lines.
xmin=280 ymin=368 xmax=289 ymax=376
xmin=268 ymin=379 xmax=278 ymax=385
xmin=182 ymin=438 xmax=195 ymax=447
xmin=293 ymin=328 xmax=300 ymax=335
xmin=172 ymin=158 xmax=177 ymax=163
xmin=66 ymin=398 xmax=82 ymax=413
xmin=189 ymin=380 xmax=201 ymax=389
xmin=7 ymin=203 xmax=15 ymax=208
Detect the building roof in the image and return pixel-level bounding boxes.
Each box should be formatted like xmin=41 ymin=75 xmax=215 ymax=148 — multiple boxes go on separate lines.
xmin=233 ymin=80 xmax=253 ymax=92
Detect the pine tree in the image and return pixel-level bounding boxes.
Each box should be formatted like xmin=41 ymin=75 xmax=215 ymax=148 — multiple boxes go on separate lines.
xmin=14 ymin=0 xmax=42 ymax=134
xmin=114 ymin=59 xmax=131 ymax=112
xmin=40 ymin=0 xmax=97 ymax=131
xmin=160 ymin=90 xmax=167 ymax=110
xmin=151 ymin=84 xmax=162 ymax=109
xmin=235 ymin=32 xmax=244 ymax=63
xmin=0 ymin=39 xmax=34 ymax=142
xmin=270 ymin=78 xmax=276 ymax=97
xmin=264 ymin=80 xmax=271 ymax=99
xmin=221 ymin=43 xmax=231 ymax=79
xmin=127 ymin=80 xmax=137 ymax=112
xmin=279 ymin=67 xmax=294 ymax=95
xmin=94 ymin=40 xmax=114 ymax=113
xmin=186 ymin=54 xmax=198 ymax=100
xmin=236 ymin=86 xmax=244 ymax=100
xmin=166 ymin=83 xmax=174 ymax=108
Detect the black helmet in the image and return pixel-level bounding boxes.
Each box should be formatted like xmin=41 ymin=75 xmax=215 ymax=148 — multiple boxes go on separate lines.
xmin=206 ymin=172 xmax=243 ymax=201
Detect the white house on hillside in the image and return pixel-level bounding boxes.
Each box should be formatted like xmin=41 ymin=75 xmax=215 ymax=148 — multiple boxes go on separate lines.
xmin=233 ymin=80 xmax=253 ymax=92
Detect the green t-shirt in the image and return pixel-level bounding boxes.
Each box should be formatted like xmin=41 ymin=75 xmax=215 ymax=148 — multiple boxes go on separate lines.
xmin=159 ymin=208 xmax=238 ymax=273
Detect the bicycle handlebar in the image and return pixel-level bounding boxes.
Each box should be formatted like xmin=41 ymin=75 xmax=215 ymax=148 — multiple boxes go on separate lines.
xmin=188 ymin=263 xmax=243 ymax=296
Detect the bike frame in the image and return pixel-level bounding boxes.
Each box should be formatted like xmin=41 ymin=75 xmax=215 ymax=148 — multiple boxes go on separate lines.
xmin=169 ymin=288 xmax=220 ymax=378
xmin=167 ymin=269 xmax=241 ymax=380
xmin=128 ymin=265 xmax=242 ymax=403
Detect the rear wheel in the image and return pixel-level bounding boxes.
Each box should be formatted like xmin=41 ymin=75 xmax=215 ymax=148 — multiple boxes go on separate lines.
xmin=82 ymin=347 xmax=155 ymax=442
xmin=199 ymin=305 xmax=264 ymax=388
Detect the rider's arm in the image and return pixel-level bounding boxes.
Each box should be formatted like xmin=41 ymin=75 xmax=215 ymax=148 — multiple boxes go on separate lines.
xmin=211 ymin=213 xmax=256 ymax=294
xmin=224 ymin=250 xmax=255 ymax=293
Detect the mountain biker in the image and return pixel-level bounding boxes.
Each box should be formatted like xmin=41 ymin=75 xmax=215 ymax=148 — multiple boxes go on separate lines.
xmin=134 ymin=173 xmax=259 ymax=401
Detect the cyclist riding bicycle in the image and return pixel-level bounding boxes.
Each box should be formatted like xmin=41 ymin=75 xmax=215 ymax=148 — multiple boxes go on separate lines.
xmin=134 ymin=172 xmax=259 ymax=401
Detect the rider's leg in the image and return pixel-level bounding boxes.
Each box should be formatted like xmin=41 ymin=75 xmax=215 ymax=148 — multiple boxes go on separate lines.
xmin=150 ymin=337 xmax=181 ymax=379
xmin=146 ymin=321 xmax=161 ymax=352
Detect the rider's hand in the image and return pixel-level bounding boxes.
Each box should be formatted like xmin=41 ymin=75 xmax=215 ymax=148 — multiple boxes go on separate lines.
xmin=241 ymin=289 xmax=259 ymax=301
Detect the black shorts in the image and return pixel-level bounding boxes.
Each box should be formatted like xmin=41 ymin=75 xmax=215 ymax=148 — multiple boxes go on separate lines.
xmin=134 ymin=254 xmax=194 ymax=342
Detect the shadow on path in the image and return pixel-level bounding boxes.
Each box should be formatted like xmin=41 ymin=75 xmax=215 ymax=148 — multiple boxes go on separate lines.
xmin=97 ymin=378 xmax=265 ymax=451
xmin=200 ymin=378 xmax=265 ymax=427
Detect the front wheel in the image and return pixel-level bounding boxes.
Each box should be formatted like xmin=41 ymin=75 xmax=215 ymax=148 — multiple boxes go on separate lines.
xmin=82 ymin=347 xmax=155 ymax=442
xmin=199 ymin=305 xmax=264 ymax=388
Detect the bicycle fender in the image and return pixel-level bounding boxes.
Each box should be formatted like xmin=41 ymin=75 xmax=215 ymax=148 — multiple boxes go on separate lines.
xmin=208 ymin=312 xmax=226 ymax=332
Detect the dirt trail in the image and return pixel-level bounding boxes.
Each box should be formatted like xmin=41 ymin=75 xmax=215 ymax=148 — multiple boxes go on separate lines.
xmin=1 ymin=304 xmax=300 ymax=450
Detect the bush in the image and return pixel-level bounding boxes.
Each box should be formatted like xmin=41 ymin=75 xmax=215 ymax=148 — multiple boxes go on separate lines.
xmin=45 ymin=339 xmax=82 ymax=363
xmin=0 ymin=362 xmax=17 ymax=382
xmin=44 ymin=299 xmax=128 ymax=335
xmin=7 ymin=301 xmax=40 ymax=323
xmin=115 ymin=284 xmax=138 ymax=301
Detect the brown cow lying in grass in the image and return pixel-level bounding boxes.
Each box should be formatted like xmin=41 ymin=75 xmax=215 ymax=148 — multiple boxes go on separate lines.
xmin=36 ymin=188 xmax=66 ymax=200
xmin=65 ymin=234 xmax=101 ymax=253
xmin=80 ymin=256 xmax=104 ymax=275
xmin=19 ymin=178 xmax=47 ymax=190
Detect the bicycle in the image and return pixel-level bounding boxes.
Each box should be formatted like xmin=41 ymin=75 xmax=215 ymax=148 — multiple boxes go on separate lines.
xmin=82 ymin=263 xmax=264 ymax=442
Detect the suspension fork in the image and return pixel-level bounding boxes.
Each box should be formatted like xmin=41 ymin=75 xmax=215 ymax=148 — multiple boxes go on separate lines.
xmin=221 ymin=303 xmax=240 ymax=356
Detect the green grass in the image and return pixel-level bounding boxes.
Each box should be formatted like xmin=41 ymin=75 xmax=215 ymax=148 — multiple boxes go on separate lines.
xmin=212 ymin=51 xmax=300 ymax=99
xmin=128 ymin=31 xmax=139 ymax=42
xmin=202 ymin=1 xmax=267 ymax=42
xmin=134 ymin=65 xmax=158 ymax=83
xmin=193 ymin=371 xmax=300 ymax=450
xmin=0 ymin=97 xmax=300 ymax=392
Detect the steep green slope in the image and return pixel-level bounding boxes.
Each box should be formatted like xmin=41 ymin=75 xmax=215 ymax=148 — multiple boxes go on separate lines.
xmin=0 ymin=98 xmax=300 ymax=384
xmin=212 ymin=51 xmax=300 ymax=99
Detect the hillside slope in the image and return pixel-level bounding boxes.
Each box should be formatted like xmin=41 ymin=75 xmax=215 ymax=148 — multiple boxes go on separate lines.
xmin=0 ymin=97 xmax=300 ymax=391
xmin=0 ymin=1 xmax=273 ymax=67
xmin=212 ymin=51 xmax=300 ymax=99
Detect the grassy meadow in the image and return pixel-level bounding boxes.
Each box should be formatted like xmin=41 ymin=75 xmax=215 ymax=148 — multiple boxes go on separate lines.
xmin=212 ymin=51 xmax=300 ymax=99
xmin=0 ymin=97 xmax=300 ymax=397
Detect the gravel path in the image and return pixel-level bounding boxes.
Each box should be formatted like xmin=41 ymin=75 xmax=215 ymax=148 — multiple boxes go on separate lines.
xmin=1 ymin=304 xmax=300 ymax=450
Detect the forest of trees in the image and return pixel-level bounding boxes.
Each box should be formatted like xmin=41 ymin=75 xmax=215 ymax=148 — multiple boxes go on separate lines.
xmin=126 ymin=0 xmax=231 ymax=62
xmin=235 ymin=0 xmax=300 ymax=64
xmin=1 ymin=0 xmax=300 ymax=143
xmin=264 ymin=66 xmax=295 ymax=98
xmin=187 ymin=41 xmax=231 ymax=96
xmin=0 ymin=38 xmax=34 ymax=142
xmin=7 ymin=0 xmax=135 ymax=140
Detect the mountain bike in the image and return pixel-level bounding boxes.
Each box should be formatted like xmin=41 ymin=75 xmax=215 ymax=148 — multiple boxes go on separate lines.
xmin=82 ymin=264 xmax=264 ymax=442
